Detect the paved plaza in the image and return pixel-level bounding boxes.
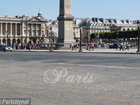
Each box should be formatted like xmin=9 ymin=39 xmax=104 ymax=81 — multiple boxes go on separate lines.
xmin=14 ymin=48 xmax=138 ymax=54
xmin=0 ymin=52 xmax=140 ymax=105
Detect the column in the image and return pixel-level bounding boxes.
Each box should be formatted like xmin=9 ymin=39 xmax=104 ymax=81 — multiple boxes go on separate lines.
xmin=31 ymin=24 xmax=32 ymax=36
xmin=6 ymin=23 xmax=7 ymax=33
xmin=0 ymin=23 xmax=2 ymax=36
xmin=15 ymin=23 xmax=17 ymax=36
xmin=5 ymin=23 xmax=7 ymax=44
xmin=22 ymin=23 xmax=24 ymax=36
xmin=43 ymin=24 xmax=46 ymax=36
xmin=10 ymin=23 xmax=12 ymax=36
xmin=40 ymin=24 xmax=42 ymax=36
xmin=35 ymin=24 xmax=37 ymax=36
xmin=20 ymin=23 xmax=22 ymax=43
xmin=20 ymin=23 xmax=22 ymax=36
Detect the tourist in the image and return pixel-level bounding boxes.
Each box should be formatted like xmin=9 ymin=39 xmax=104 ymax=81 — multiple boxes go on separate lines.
xmin=89 ymin=42 xmax=94 ymax=51
xmin=99 ymin=42 xmax=101 ymax=49
xmin=18 ymin=43 xmax=21 ymax=50
xmin=120 ymin=42 xmax=123 ymax=51
xmin=29 ymin=43 xmax=31 ymax=51
xmin=71 ymin=42 xmax=74 ymax=51
xmin=126 ymin=41 xmax=129 ymax=50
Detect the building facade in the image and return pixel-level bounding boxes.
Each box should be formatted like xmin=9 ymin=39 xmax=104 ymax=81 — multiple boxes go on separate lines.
xmin=73 ymin=18 xmax=138 ymax=41
xmin=0 ymin=12 xmax=47 ymax=45
xmin=43 ymin=17 xmax=138 ymax=44
xmin=46 ymin=20 xmax=58 ymax=43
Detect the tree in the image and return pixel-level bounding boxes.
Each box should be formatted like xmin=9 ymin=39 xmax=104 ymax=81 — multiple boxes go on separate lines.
xmin=99 ymin=30 xmax=138 ymax=39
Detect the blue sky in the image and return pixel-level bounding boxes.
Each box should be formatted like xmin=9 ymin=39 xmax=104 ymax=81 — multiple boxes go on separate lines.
xmin=0 ymin=0 xmax=140 ymax=20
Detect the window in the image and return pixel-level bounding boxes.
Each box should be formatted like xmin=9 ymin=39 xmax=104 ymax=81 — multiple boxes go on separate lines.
xmin=28 ymin=24 xmax=31 ymax=28
xmin=33 ymin=24 xmax=36 ymax=28
xmin=32 ymin=30 xmax=36 ymax=36
xmin=24 ymin=30 xmax=26 ymax=35
xmin=37 ymin=24 xmax=40 ymax=28
xmin=28 ymin=30 xmax=30 ymax=35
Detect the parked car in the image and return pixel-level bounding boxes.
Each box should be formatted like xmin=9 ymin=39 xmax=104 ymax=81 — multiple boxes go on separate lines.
xmin=0 ymin=45 xmax=12 ymax=52
xmin=109 ymin=44 xmax=119 ymax=49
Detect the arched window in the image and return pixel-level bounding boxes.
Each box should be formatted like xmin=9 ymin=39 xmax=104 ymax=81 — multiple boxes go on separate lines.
xmin=3 ymin=39 xmax=6 ymax=43
xmin=17 ymin=39 xmax=20 ymax=44
xmin=8 ymin=39 xmax=11 ymax=46
xmin=12 ymin=39 xmax=16 ymax=43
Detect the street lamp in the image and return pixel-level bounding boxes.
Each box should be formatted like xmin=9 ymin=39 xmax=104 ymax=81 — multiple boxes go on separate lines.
xmin=78 ymin=23 xmax=83 ymax=52
xmin=84 ymin=21 xmax=91 ymax=50
xmin=78 ymin=20 xmax=91 ymax=52
xmin=50 ymin=27 xmax=53 ymax=52
xmin=117 ymin=31 xmax=119 ymax=40
xmin=26 ymin=18 xmax=28 ymax=44
xmin=79 ymin=28 xmax=82 ymax=52
xmin=86 ymin=28 xmax=89 ymax=50
xmin=137 ymin=20 xmax=140 ymax=53
xmin=116 ymin=31 xmax=119 ymax=49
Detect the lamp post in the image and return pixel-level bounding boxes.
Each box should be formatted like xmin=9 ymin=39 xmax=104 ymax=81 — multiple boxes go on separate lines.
xmin=137 ymin=20 xmax=140 ymax=53
xmin=85 ymin=21 xmax=91 ymax=50
xmin=78 ymin=20 xmax=91 ymax=52
xmin=50 ymin=27 xmax=53 ymax=52
xmin=116 ymin=31 xmax=119 ymax=49
xmin=26 ymin=18 xmax=28 ymax=44
xmin=79 ymin=28 xmax=82 ymax=52
xmin=117 ymin=32 xmax=119 ymax=40
xmin=78 ymin=23 xmax=83 ymax=52
xmin=117 ymin=31 xmax=119 ymax=43
xmin=86 ymin=28 xmax=89 ymax=50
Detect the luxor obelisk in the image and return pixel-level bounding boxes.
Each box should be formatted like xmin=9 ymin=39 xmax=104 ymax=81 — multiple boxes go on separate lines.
xmin=58 ymin=0 xmax=74 ymax=46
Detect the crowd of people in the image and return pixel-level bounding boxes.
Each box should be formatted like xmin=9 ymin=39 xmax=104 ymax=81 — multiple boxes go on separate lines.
xmin=69 ymin=41 xmax=137 ymax=51
xmin=118 ymin=41 xmax=129 ymax=51
xmin=70 ymin=42 xmax=94 ymax=51
xmin=1 ymin=41 xmax=137 ymax=51
xmin=11 ymin=43 xmax=36 ymax=50
xmin=70 ymin=42 xmax=78 ymax=50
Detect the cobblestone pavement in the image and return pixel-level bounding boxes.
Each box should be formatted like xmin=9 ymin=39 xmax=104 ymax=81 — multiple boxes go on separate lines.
xmin=0 ymin=52 xmax=140 ymax=105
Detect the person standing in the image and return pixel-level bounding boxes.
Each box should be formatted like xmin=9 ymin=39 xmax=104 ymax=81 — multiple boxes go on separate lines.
xmin=120 ymin=42 xmax=123 ymax=51
xmin=123 ymin=42 xmax=126 ymax=51
xmin=13 ymin=43 xmax=16 ymax=49
xmin=99 ymin=42 xmax=101 ymax=49
xmin=29 ymin=43 xmax=31 ymax=51
xmin=18 ymin=43 xmax=21 ymax=50
xmin=89 ymin=42 xmax=94 ymax=51
xmin=117 ymin=41 xmax=120 ymax=50
xmin=71 ymin=42 xmax=74 ymax=51
xmin=126 ymin=41 xmax=129 ymax=50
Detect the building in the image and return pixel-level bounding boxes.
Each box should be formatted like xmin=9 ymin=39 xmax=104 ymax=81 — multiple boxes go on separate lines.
xmin=46 ymin=20 xmax=58 ymax=43
xmin=0 ymin=12 xmax=47 ymax=45
xmin=73 ymin=18 xmax=138 ymax=40
xmin=73 ymin=18 xmax=111 ymax=42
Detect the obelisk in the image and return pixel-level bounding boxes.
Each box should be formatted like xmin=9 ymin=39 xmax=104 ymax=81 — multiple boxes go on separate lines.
xmin=58 ymin=0 xmax=74 ymax=46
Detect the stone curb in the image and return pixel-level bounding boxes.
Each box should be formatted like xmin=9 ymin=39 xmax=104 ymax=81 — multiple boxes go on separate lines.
xmin=13 ymin=50 xmax=140 ymax=54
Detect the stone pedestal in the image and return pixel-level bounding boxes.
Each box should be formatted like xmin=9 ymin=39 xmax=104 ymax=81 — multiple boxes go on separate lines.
xmin=58 ymin=0 xmax=74 ymax=47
